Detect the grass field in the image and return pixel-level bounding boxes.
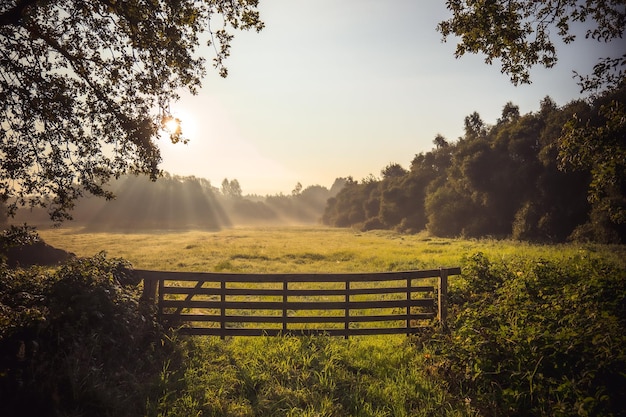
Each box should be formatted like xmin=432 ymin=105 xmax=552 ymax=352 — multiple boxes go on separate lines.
xmin=32 ymin=226 xmax=626 ymax=416
xmin=38 ymin=226 xmax=626 ymax=273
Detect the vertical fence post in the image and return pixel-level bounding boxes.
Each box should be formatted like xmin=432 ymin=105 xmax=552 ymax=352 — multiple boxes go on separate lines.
xmin=438 ymin=268 xmax=448 ymax=327
xmin=157 ymin=278 xmax=164 ymax=320
xmin=220 ymin=280 xmax=226 ymax=339
xmin=141 ymin=274 xmax=158 ymax=302
xmin=407 ymin=277 xmax=412 ymax=335
xmin=283 ymin=280 xmax=288 ymax=334
xmin=344 ymin=280 xmax=350 ymax=339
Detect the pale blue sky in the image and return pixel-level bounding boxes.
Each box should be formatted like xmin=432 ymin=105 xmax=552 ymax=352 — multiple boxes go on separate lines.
xmin=159 ymin=0 xmax=620 ymax=195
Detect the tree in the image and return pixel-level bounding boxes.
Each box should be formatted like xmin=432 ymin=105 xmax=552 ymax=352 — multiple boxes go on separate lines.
xmin=438 ymin=1 xmax=625 ymax=240
xmin=433 ymin=134 xmax=449 ymax=149
xmin=0 ymin=0 xmax=263 ymax=222
xmin=497 ymin=102 xmax=520 ymax=125
xmin=381 ymin=163 xmax=408 ymax=179
xmin=560 ymin=85 xmax=626 ymax=226
xmin=221 ymin=178 xmax=242 ymax=199
xmin=464 ymin=111 xmax=487 ymax=139
xmin=438 ymin=0 xmax=625 ymax=90
xmin=291 ymin=182 xmax=303 ymax=196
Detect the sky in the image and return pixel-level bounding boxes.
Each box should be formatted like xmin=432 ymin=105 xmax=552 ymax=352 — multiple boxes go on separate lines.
xmin=158 ymin=0 xmax=621 ymax=196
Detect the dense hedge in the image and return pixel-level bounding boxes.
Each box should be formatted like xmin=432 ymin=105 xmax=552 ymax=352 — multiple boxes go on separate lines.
xmin=427 ymin=252 xmax=626 ymax=416
xmin=0 ymin=254 xmax=176 ymax=417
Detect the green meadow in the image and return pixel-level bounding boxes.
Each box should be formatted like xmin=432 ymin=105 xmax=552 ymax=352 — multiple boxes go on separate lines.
xmin=20 ymin=227 xmax=625 ymax=416
xmin=38 ymin=226 xmax=626 ymax=273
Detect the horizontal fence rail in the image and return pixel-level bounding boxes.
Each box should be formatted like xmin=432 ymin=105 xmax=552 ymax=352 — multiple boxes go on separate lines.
xmin=138 ymin=267 xmax=461 ymax=338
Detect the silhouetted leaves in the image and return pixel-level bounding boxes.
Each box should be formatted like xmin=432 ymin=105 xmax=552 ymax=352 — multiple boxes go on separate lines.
xmin=0 ymin=0 xmax=263 ymax=222
xmin=438 ymin=0 xmax=625 ymax=89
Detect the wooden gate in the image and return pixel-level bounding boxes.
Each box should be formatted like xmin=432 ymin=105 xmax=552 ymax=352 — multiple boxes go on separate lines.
xmin=139 ymin=267 xmax=460 ymax=338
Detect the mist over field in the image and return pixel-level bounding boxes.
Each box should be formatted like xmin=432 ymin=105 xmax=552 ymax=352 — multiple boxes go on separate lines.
xmin=10 ymin=174 xmax=346 ymax=232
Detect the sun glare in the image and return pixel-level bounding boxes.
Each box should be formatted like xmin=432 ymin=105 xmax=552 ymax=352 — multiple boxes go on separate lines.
xmin=161 ymin=110 xmax=197 ymax=145
xmin=164 ymin=117 xmax=181 ymax=134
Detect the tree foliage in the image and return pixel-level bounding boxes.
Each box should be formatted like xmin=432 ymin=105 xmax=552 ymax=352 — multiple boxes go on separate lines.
xmin=437 ymin=1 xmax=626 ymax=238
xmin=322 ymin=86 xmax=626 ymax=243
xmin=0 ymin=253 xmax=177 ymax=416
xmin=427 ymin=252 xmax=626 ymax=416
xmin=0 ymin=0 xmax=263 ymax=222
xmin=559 ymin=86 xmax=626 ymax=225
xmin=438 ymin=0 xmax=626 ymax=89
xmin=221 ymin=177 xmax=243 ymax=199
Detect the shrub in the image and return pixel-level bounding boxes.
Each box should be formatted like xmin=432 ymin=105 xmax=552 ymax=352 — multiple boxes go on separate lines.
xmin=0 ymin=253 xmax=174 ymax=417
xmin=428 ymin=252 xmax=626 ymax=416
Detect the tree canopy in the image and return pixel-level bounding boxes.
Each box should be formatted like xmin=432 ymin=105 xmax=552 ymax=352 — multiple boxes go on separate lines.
xmin=0 ymin=0 xmax=262 ymax=222
xmin=438 ymin=0 xmax=625 ymax=90
xmin=323 ymin=87 xmax=626 ymax=243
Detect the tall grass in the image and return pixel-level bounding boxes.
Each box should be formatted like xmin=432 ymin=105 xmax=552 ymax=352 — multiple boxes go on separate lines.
xmin=33 ymin=226 xmax=626 ymax=416
xmin=148 ymin=334 xmax=476 ymax=417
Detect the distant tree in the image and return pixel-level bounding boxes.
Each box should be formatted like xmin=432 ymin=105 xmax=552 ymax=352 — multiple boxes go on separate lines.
xmin=400 ymin=146 xmax=454 ymax=232
xmin=425 ymin=179 xmax=475 ymax=237
xmin=0 ymin=0 xmax=263 ymax=222
xmin=381 ymin=163 xmax=408 ymax=179
xmin=497 ymin=102 xmax=521 ymax=125
xmin=433 ymin=134 xmax=449 ymax=149
xmin=297 ymin=185 xmax=333 ymax=220
xmin=221 ymin=179 xmax=229 ymax=196
xmin=231 ymin=199 xmax=277 ymax=223
xmin=221 ymin=178 xmax=242 ymax=199
xmin=322 ymin=178 xmax=369 ymax=227
xmin=410 ymin=141 xmax=453 ymax=174
xmin=438 ymin=0 xmax=625 ymax=89
xmin=379 ymin=186 xmax=405 ymax=228
xmin=464 ymin=112 xmax=487 ymax=139
xmin=329 ymin=178 xmax=348 ymax=196
xmin=56 ymin=174 xmax=230 ymax=231
xmin=363 ymin=192 xmax=381 ymax=220
xmin=292 ymin=182 xmax=303 ymax=196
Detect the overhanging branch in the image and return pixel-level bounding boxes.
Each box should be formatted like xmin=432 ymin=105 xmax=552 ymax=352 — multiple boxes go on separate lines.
xmin=0 ymin=0 xmax=41 ymax=27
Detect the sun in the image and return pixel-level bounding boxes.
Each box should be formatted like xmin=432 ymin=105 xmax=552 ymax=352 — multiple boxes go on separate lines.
xmin=162 ymin=115 xmax=182 ymax=136
xmin=164 ymin=117 xmax=180 ymax=134
xmin=160 ymin=110 xmax=197 ymax=145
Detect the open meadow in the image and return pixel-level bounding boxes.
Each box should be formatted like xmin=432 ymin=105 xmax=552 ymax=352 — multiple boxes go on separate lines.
xmin=17 ymin=227 xmax=625 ymax=416
xmin=38 ymin=226 xmax=626 ymax=273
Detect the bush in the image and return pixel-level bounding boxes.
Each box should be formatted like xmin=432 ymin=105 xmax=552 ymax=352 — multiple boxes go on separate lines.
xmin=428 ymin=252 xmax=626 ymax=416
xmin=0 ymin=253 xmax=174 ymax=417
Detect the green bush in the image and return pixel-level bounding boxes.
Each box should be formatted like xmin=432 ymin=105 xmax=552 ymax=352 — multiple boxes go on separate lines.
xmin=428 ymin=252 xmax=626 ymax=416
xmin=0 ymin=253 xmax=174 ymax=417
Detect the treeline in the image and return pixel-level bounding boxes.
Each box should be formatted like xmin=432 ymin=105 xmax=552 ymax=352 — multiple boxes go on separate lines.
xmin=10 ymin=175 xmax=346 ymax=231
xmin=323 ymin=86 xmax=626 ymax=243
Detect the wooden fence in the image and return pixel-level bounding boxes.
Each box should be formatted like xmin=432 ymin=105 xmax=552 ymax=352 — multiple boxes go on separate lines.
xmin=139 ymin=267 xmax=461 ymax=338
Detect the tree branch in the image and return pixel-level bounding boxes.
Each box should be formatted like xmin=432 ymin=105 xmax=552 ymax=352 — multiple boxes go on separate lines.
xmin=0 ymin=0 xmax=40 ymax=27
